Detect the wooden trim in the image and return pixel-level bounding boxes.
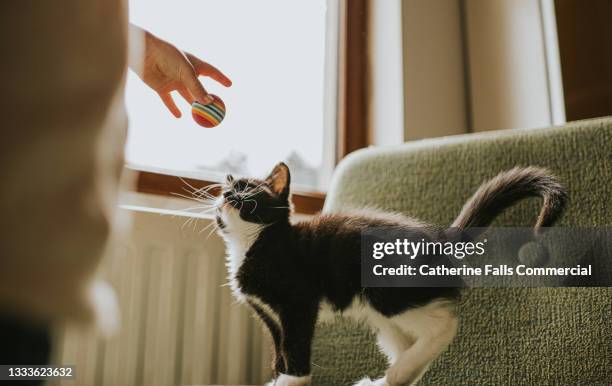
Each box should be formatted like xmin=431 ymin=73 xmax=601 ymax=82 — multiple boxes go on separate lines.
xmin=336 ymin=0 xmax=371 ymax=163
xmin=555 ymin=0 xmax=612 ymax=121
xmin=134 ymin=169 xmax=326 ymax=215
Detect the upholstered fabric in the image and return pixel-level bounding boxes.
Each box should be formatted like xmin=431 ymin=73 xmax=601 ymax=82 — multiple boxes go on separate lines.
xmin=313 ymin=117 xmax=612 ymax=385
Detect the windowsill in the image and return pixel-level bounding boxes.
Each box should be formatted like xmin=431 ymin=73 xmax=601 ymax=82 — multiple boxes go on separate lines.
xmin=118 ymin=188 xmax=216 ymax=219
xmin=123 ymin=166 xmax=326 ymax=215
xmin=119 ymin=191 xmax=315 ymax=226
xmin=119 ymin=202 xmax=212 ymax=219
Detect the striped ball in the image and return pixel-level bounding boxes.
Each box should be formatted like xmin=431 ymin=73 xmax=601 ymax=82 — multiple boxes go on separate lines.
xmin=191 ymin=95 xmax=226 ymax=128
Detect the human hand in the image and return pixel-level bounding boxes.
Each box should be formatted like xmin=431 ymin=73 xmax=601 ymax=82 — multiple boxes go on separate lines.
xmin=132 ymin=26 xmax=232 ymax=118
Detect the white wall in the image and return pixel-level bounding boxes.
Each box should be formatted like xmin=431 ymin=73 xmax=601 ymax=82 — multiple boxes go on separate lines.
xmin=390 ymin=0 xmax=565 ymax=141
xmin=402 ymin=0 xmax=469 ymax=140
xmin=465 ymin=0 xmax=553 ymax=132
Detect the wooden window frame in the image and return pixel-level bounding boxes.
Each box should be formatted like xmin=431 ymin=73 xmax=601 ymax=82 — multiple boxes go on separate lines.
xmin=130 ymin=0 xmax=370 ymax=215
xmin=337 ymin=0 xmax=370 ymax=163
xmin=554 ymin=0 xmax=612 ymax=121
xmin=133 ymin=169 xmax=327 ymax=215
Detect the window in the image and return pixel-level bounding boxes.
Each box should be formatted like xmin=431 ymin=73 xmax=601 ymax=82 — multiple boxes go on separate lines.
xmin=126 ymin=0 xmax=334 ymax=191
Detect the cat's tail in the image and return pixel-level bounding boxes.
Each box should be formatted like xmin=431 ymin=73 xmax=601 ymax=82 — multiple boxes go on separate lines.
xmin=449 ymin=166 xmax=567 ymax=238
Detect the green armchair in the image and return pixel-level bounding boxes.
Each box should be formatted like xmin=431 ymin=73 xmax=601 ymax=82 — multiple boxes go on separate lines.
xmin=312 ymin=117 xmax=612 ymax=385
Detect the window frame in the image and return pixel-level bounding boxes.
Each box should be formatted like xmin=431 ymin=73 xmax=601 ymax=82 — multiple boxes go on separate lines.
xmin=128 ymin=0 xmax=370 ymax=214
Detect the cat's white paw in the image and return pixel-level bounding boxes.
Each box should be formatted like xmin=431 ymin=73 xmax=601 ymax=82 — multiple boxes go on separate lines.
xmin=353 ymin=378 xmax=374 ymax=386
xmin=266 ymin=373 xmax=311 ymax=386
xmin=353 ymin=377 xmax=390 ymax=386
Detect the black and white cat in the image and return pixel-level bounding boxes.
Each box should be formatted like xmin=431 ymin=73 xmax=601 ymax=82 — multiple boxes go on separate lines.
xmin=214 ymin=163 xmax=566 ymax=386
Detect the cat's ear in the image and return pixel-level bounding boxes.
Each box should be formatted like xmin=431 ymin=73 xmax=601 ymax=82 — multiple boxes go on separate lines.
xmin=265 ymin=162 xmax=291 ymax=197
xmin=226 ymin=174 xmax=235 ymax=185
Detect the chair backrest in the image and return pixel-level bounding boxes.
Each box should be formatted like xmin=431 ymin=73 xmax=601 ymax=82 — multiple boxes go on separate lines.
xmin=312 ymin=117 xmax=612 ymax=385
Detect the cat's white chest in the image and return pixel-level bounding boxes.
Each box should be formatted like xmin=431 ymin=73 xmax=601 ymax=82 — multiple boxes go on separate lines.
xmin=223 ymin=236 xmax=281 ymax=326
xmin=224 ymin=237 xmax=252 ymax=302
xmin=218 ymin=206 xmax=264 ymax=302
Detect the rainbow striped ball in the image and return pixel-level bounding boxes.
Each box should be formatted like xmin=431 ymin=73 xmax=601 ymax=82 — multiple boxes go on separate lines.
xmin=191 ymin=95 xmax=226 ymax=128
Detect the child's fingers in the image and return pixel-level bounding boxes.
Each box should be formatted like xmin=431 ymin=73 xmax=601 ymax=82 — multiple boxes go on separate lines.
xmin=159 ymin=92 xmax=182 ymax=118
xmin=177 ymin=87 xmax=195 ymax=104
xmin=187 ymin=53 xmax=233 ymax=87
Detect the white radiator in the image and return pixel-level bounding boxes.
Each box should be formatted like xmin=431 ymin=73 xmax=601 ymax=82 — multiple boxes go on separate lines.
xmin=50 ymin=205 xmax=272 ymax=386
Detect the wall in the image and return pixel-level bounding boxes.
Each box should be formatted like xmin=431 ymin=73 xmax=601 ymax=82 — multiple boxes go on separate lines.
xmin=401 ymin=0 xmax=468 ymax=140
xmin=398 ymin=0 xmax=564 ymax=139
xmin=465 ymin=0 xmax=552 ymax=132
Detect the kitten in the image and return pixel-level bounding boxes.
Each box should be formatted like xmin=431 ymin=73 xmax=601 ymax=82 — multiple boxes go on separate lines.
xmin=215 ymin=163 xmax=566 ymax=386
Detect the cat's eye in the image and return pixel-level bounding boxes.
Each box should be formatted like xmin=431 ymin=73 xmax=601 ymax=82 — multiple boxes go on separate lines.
xmin=234 ymin=182 xmax=245 ymax=192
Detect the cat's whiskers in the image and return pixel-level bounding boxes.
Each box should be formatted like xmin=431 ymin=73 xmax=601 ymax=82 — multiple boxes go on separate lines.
xmin=178 ymin=177 xmax=200 ymax=194
xmin=241 ymin=188 xmax=265 ymax=201
xmin=244 ymin=178 xmax=261 ymax=193
xmin=173 ymin=195 xmax=217 ymax=215
xmin=181 ymin=212 xmax=206 ymax=231
xmin=180 ymin=177 xmax=221 ymax=192
xmin=171 ymin=191 xmax=211 ymax=204
xmin=172 ymin=184 xmax=217 ymax=207
xmin=180 ymin=204 xmax=216 ymax=212
xmin=171 ymin=195 xmax=212 ymax=231
xmin=178 ymin=177 xmax=223 ymax=202
xmin=196 ymin=182 xmax=224 ymax=193
xmin=199 ymin=218 xmax=218 ymax=235
xmin=184 ymin=187 xmax=217 ymax=202
xmin=246 ymin=179 xmax=266 ymax=192
xmin=180 ymin=179 xmax=217 ymax=201
xmin=192 ymin=192 xmax=216 ymax=202
xmin=181 ymin=216 xmax=194 ymax=231
xmin=186 ymin=210 xmax=216 ymax=230
xmin=171 ymin=179 xmax=222 ymax=232
xmin=194 ymin=186 xmax=220 ymax=199
xmin=241 ymin=180 xmax=268 ymax=200
xmin=243 ymin=198 xmax=258 ymax=213
xmin=204 ymin=220 xmax=220 ymax=240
